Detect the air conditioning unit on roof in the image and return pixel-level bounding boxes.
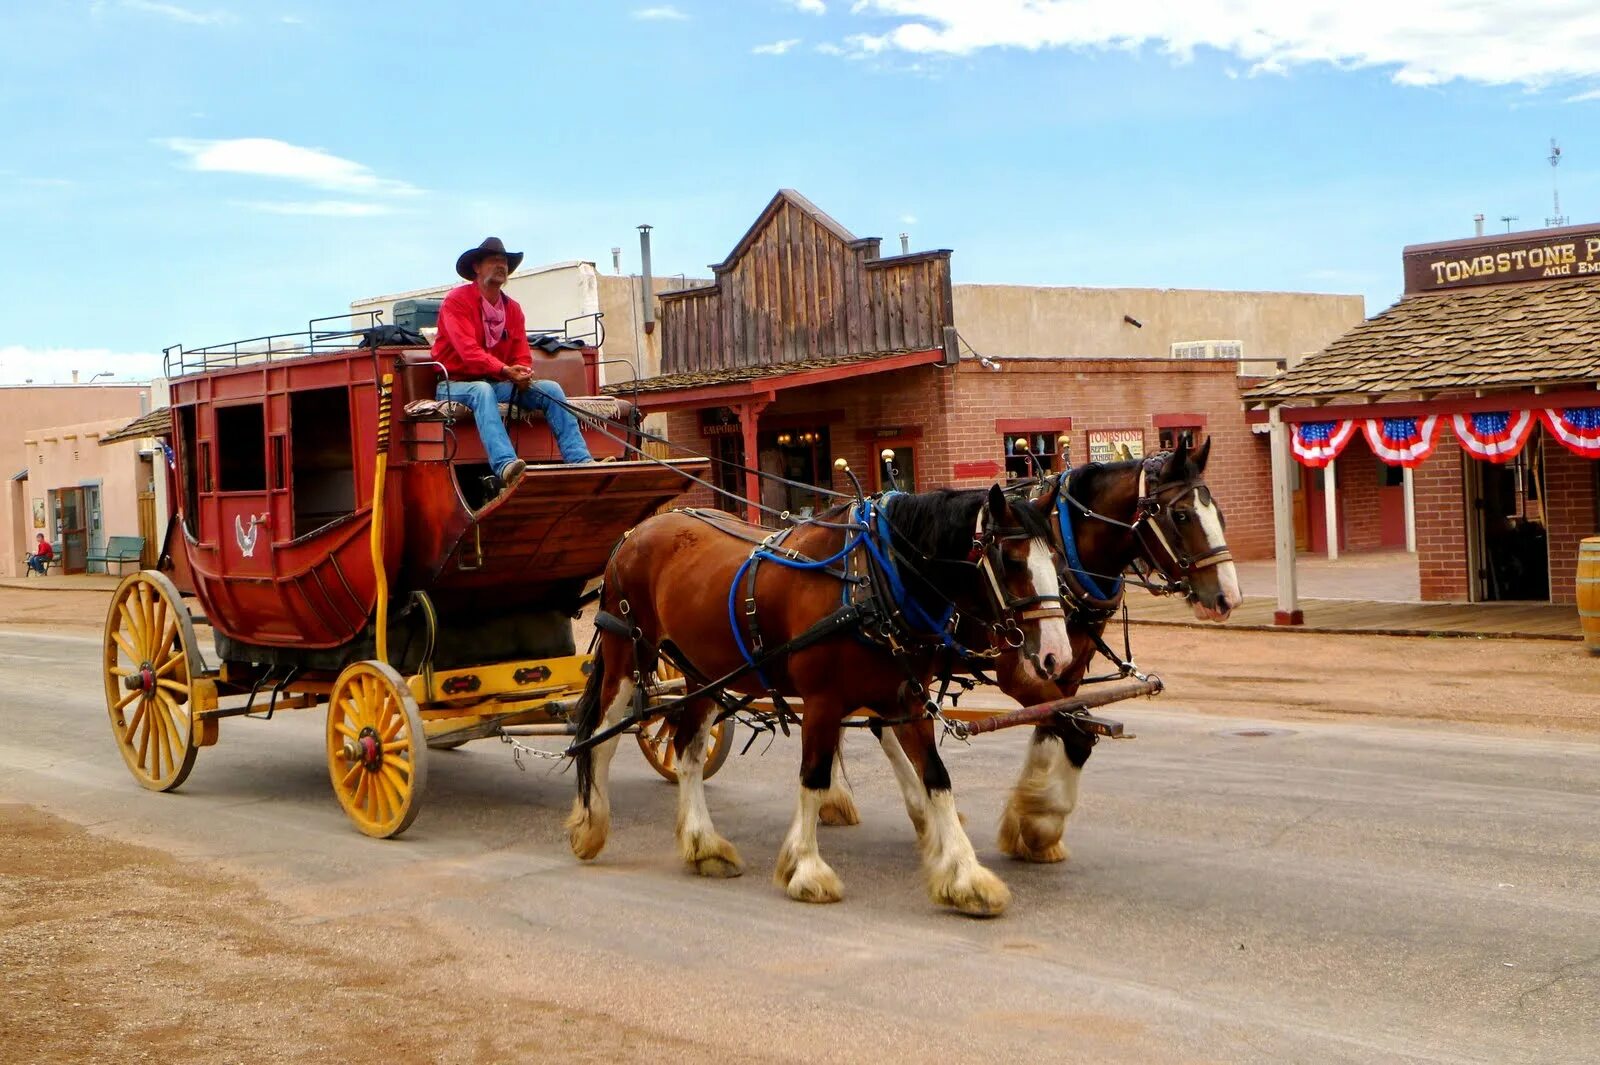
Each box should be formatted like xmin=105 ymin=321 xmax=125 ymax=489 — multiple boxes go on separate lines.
xmin=1170 ymin=339 xmax=1244 ymax=360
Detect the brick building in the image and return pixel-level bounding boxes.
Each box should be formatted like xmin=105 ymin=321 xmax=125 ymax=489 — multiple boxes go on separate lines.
xmin=610 ymin=190 xmax=1362 ymax=563
xmin=1249 ymin=223 xmax=1600 ymax=613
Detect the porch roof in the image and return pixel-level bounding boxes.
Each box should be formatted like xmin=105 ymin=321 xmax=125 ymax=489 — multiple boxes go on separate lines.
xmin=602 ymin=348 xmax=945 ymax=411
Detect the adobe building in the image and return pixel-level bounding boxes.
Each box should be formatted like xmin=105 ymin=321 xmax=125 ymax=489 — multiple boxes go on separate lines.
xmin=1248 ymin=223 xmax=1600 ymax=614
xmin=2 ymin=383 xmax=155 ymax=577
xmin=606 ymin=189 xmax=1363 ymax=562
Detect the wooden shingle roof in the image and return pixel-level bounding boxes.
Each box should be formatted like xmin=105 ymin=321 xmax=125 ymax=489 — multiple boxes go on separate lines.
xmin=1246 ymin=280 xmax=1600 ymax=403
xmin=99 ymin=407 xmax=173 ymax=444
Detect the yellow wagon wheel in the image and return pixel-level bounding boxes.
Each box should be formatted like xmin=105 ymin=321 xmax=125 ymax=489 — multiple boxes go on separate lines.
xmin=103 ymin=570 xmax=201 ymax=792
xmin=637 ymin=715 xmax=736 ymax=783
xmin=327 ymin=661 xmax=428 ymax=838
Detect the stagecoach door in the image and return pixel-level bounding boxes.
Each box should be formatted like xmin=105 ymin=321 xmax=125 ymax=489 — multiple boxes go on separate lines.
xmin=213 ymin=402 xmax=275 ymax=579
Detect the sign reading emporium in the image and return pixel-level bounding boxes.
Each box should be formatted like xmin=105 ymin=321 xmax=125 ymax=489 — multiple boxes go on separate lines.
xmin=1403 ymin=224 xmax=1600 ymax=293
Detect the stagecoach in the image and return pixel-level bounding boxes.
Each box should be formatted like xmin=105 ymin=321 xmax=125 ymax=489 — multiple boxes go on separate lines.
xmin=101 ymin=312 xmax=726 ymax=837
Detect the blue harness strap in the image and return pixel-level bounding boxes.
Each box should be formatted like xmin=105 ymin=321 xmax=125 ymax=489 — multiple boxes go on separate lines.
xmin=1056 ymin=475 xmax=1122 ymax=603
xmin=727 ymin=523 xmax=864 ymax=687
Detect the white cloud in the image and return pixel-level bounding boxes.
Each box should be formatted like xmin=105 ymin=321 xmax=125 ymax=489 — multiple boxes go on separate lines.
xmin=633 ymin=5 xmax=688 ymax=19
xmin=0 ymin=346 xmax=162 ymax=386
xmin=118 ymin=0 xmax=230 ymax=25
xmin=900 ymin=213 xmax=917 ymax=224
xmin=786 ymin=0 xmax=827 ymax=13
xmin=837 ymin=1 xmax=1600 ymax=88
xmin=161 ymin=138 xmax=422 ymax=196
xmin=753 ymin=38 xmax=803 ymax=55
xmin=236 ymin=200 xmax=397 ymax=217
xmin=280 ymin=14 xmax=304 ymax=25
xmin=1565 ymin=87 xmax=1600 ymax=102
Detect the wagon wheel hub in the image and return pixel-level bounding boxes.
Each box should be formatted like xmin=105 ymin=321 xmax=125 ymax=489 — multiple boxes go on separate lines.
xmin=123 ymin=663 xmax=157 ymax=694
xmin=341 ymin=727 xmax=383 ymax=772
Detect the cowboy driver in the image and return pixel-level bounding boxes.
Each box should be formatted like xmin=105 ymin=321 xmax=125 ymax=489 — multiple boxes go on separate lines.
xmin=433 ymin=237 xmax=593 ymax=487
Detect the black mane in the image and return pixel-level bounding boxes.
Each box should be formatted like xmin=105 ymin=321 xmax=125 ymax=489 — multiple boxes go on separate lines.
xmin=885 ymin=487 xmax=1052 ymax=561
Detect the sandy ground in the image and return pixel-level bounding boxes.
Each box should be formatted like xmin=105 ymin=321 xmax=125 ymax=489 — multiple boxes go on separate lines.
xmin=0 ymin=803 xmax=718 ymax=1065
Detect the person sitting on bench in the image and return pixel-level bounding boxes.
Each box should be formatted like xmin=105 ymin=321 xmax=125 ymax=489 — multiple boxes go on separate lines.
xmin=26 ymin=532 xmax=52 ymax=575
xmin=432 ymin=237 xmax=593 ymax=490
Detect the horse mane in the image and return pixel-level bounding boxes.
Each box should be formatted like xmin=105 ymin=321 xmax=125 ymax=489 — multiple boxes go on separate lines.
xmin=884 ymin=486 xmax=1053 ymax=560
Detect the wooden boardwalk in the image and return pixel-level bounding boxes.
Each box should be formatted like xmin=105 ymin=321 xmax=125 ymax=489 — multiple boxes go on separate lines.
xmin=1129 ymin=594 xmax=1583 ymax=641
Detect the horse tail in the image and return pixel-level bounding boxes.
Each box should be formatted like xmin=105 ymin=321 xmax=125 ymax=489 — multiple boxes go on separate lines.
xmin=571 ymin=637 xmax=607 ymax=811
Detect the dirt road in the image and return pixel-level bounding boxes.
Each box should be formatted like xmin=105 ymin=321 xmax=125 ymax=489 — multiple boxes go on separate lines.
xmin=3 ymin=586 xmax=1598 ymax=1063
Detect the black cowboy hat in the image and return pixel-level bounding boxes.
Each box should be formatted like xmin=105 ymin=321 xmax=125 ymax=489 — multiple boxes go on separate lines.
xmin=455 ymin=237 xmax=524 ymax=281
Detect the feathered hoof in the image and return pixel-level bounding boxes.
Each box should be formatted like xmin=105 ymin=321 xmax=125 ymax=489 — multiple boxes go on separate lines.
xmin=818 ymin=791 xmax=861 ymax=827
xmin=930 ymin=862 xmax=1011 ymax=917
xmin=998 ymin=807 xmax=1067 ymax=864
xmin=784 ymin=856 xmax=844 ymax=904
xmin=681 ymin=832 xmax=744 ymax=878
xmin=565 ymin=799 xmax=609 ymax=861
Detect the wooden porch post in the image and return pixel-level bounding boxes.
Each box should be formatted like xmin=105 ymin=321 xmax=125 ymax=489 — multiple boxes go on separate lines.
xmin=1403 ymin=465 xmax=1417 ymax=553
xmin=1269 ymin=409 xmax=1302 ymax=625
xmin=739 ymin=399 xmax=768 ymax=525
xmin=1323 ymin=459 xmax=1340 ymax=562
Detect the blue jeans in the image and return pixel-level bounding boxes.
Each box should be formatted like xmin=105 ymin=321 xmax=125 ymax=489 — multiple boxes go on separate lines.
xmin=26 ymin=554 xmax=47 ymax=575
xmin=436 ymin=378 xmax=593 ymax=469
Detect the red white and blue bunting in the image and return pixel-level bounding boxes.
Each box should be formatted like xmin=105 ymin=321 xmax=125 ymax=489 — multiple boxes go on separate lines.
xmin=1290 ymin=420 xmax=1357 ymax=467
xmin=1363 ymin=415 xmax=1441 ymax=467
xmin=1539 ymin=406 xmax=1600 ymax=458
xmin=1450 ymin=410 xmax=1535 ymax=464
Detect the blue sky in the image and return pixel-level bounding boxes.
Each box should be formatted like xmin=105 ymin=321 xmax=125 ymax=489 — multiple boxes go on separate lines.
xmin=3 ymin=0 xmax=1598 ymax=383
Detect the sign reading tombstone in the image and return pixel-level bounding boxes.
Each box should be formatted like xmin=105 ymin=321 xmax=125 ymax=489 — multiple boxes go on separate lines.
xmin=1088 ymin=429 xmax=1144 ymax=465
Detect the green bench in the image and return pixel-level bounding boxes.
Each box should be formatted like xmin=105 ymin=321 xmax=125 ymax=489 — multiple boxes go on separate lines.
xmin=87 ymin=535 xmax=145 ymax=575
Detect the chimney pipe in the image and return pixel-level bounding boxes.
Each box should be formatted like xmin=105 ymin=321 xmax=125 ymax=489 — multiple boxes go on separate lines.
xmin=611 ymin=246 xmax=622 ymax=274
xmin=899 ymin=232 xmax=909 ymax=254
xmin=637 ymin=224 xmax=655 ymax=335
xmin=71 ymin=369 xmax=79 ymax=384
xmin=1473 ymin=213 xmax=1485 ymax=238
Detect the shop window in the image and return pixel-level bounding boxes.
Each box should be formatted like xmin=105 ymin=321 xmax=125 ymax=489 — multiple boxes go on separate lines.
xmin=1158 ymin=426 xmax=1201 ymax=451
xmin=1378 ymin=460 xmax=1403 ymax=488
xmin=290 ymin=388 xmax=356 ymax=537
xmin=1004 ymin=431 xmax=1065 ymax=483
xmin=216 ymin=404 xmax=267 ymax=493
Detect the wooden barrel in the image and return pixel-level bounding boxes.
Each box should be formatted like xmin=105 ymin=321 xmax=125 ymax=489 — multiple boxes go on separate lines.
xmin=1580 ymin=537 xmax=1600 ymax=655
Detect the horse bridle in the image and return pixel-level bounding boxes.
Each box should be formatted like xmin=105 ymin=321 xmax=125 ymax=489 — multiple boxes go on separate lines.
xmin=1128 ymin=465 xmax=1234 ymax=594
xmin=964 ymin=504 xmax=1067 ymax=651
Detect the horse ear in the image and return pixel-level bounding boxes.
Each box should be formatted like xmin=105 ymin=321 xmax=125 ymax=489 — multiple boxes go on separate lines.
xmin=1161 ymin=437 xmax=1189 ymax=480
xmin=987 ymin=483 xmax=1009 ymax=518
xmin=1193 ymin=435 xmax=1212 ymax=473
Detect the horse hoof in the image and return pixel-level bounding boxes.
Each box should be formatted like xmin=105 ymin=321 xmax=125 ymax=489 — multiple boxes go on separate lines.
xmin=1009 ymin=841 xmax=1068 ymax=864
xmin=785 ymin=857 xmax=843 ymax=904
xmin=565 ymin=801 xmax=609 ymax=861
xmin=931 ymin=864 xmax=1011 ymax=917
xmin=693 ymin=854 xmax=744 ymax=878
xmin=998 ymin=810 xmax=1066 ymax=864
xmin=819 ymin=794 xmax=861 ymax=827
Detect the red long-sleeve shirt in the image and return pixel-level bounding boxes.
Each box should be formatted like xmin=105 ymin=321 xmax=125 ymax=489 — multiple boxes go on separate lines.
xmin=430 ymin=282 xmax=532 ymax=380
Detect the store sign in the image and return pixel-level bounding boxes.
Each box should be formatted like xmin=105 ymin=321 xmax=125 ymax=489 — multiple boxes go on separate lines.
xmin=699 ymin=407 xmax=741 ymax=437
xmin=1404 ymin=226 xmax=1600 ymax=293
xmin=1087 ymin=429 xmax=1144 ymax=464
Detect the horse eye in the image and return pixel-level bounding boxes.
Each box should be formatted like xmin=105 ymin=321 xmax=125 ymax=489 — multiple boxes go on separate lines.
xmin=1174 ymin=511 xmax=1189 ymax=524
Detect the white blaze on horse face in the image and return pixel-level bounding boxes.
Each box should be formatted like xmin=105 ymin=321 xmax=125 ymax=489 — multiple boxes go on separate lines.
xmin=1026 ymin=537 xmax=1073 ymax=671
xmin=1193 ymin=495 xmax=1241 ymax=620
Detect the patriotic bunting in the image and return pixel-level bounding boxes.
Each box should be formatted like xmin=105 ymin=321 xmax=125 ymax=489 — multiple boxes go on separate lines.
xmin=1363 ymin=415 xmax=1441 ymax=467
xmin=1540 ymin=407 xmax=1600 ymax=458
xmin=1450 ymin=410 xmax=1535 ymax=464
xmin=1290 ymin=420 xmax=1357 ymax=467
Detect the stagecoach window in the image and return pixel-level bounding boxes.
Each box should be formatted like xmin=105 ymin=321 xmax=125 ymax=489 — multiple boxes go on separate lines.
xmin=177 ymin=405 xmax=200 ymax=536
xmin=216 ymin=404 xmax=268 ymax=492
xmin=290 ymin=387 xmax=356 ymax=537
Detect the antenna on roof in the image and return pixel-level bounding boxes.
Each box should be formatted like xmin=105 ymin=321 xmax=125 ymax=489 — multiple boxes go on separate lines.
xmin=1546 ymin=138 xmax=1568 ymax=228
xmin=1500 ymin=215 xmax=1518 ymax=233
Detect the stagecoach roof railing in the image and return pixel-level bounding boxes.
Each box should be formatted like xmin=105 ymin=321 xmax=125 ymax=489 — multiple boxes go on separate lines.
xmin=162 ymin=310 xmax=607 ymax=379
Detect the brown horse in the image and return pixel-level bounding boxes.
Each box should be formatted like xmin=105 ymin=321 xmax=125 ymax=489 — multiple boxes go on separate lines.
xmin=566 ymin=485 xmax=1073 ymax=915
xmin=993 ymin=440 xmax=1241 ymax=862
xmin=852 ymin=442 xmax=1238 ymax=863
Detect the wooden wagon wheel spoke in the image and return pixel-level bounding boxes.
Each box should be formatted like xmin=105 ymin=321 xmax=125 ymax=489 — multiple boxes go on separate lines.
xmin=104 ymin=572 xmax=201 ymax=793
xmin=326 ymin=661 xmax=428 ymax=839
xmin=636 ymin=714 xmax=737 ymax=784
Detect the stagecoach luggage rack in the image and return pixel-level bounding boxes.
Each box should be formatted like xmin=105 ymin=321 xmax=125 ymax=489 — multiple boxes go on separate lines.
xmin=162 ymin=311 xmax=387 ymax=378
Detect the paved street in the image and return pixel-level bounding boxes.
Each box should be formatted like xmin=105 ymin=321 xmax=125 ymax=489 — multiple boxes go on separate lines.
xmin=4 ymin=623 xmax=1599 ymax=1064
